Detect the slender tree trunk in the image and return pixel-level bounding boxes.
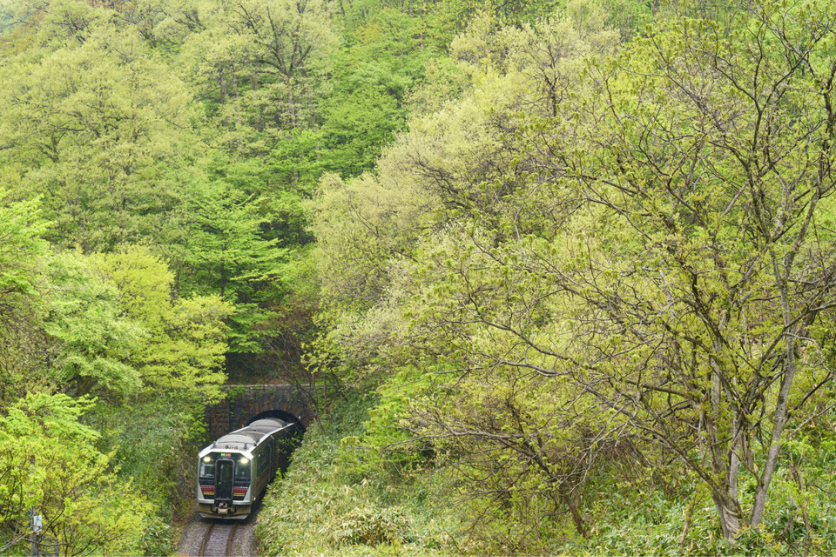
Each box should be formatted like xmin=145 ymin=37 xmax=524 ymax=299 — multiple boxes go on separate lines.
xmin=751 ymin=247 xmax=802 ymax=526
xmin=566 ymin=498 xmax=586 ymax=538
xmin=556 ymin=489 xmax=587 ymax=538
xmin=301 ymin=67 xmax=321 ymax=161
xmin=707 ymin=350 xmax=742 ymax=540
xmin=218 ymin=64 xmax=227 ymax=104
xmin=712 ymin=491 xmax=741 ymax=540
xmin=247 ymin=51 xmax=263 ymax=131
xmin=306 ymin=85 xmax=316 ymax=130
xmin=247 ymin=50 xmax=258 ymax=92
xmin=288 ymin=77 xmax=296 ymax=128
xmin=231 ymin=63 xmax=240 ymax=102
xmin=679 ymin=493 xmax=698 ymax=554
xmin=219 ymin=63 xmax=230 ymax=130
xmin=751 ymin=325 xmax=795 ymax=522
xmin=231 ymin=63 xmax=242 ymax=149
xmin=729 ymin=409 xmax=742 ymax=503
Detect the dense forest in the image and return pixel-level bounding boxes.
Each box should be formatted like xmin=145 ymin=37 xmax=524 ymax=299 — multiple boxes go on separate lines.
xmin=1 ymin=0 xmax=835 ymax=555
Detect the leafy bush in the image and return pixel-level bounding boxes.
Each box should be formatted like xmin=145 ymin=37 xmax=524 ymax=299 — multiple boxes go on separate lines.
xmin=139 ymin=515 xmax=177 ymax=557
xmin=84 ymin=394 xmax=206 ymax=550
xmin=257 ymin=390 xmax=464 ymax=557
xmin=0 ymin=394 xmax=149 ymax=555
xmin=330 ymin=505 xmax=409 ymax=546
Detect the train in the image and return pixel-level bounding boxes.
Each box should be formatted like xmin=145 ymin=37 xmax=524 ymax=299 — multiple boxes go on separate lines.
xmin=197 ymin=417 xmax=301 ymax=519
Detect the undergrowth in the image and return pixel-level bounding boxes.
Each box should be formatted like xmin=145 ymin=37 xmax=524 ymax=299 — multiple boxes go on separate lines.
xmin=84 ymin=395 xmax=204 ymax=556
xmin=256 ymin=390 xmax=465 ymax=556
xmin=257 ymin=389 xmax=836 ymax=556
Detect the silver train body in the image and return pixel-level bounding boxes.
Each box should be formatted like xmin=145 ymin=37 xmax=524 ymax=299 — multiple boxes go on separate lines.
xmin=197 ymin=418 xmax=299 ymax=519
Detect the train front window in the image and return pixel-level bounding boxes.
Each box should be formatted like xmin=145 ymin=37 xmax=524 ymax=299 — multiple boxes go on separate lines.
xmin=201 ymin=453 xmax=250 ymax=481
xmin=199 ymin=455 xmax=216 ymax=479
xmin=235 ymin=457 xmax=251 ymax=482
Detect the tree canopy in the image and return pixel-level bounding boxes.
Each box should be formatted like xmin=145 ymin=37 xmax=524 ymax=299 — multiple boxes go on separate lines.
xmin=3 ymin=0 xmax=836 ymax=553
xmin=308 ymin=0 xmax=836 ymax=550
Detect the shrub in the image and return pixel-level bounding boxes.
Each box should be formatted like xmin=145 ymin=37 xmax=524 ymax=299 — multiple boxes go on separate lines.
xmin=331 ymin=505 xmax=409 ymax=546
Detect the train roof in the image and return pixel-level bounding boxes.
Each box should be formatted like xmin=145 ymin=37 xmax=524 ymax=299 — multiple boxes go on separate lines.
xmin=204 ymin=418 xmax=293 ymax=453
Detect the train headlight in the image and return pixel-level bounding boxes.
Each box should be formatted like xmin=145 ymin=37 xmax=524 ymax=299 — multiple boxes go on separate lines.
xmin=203 ymin=456 xmax=211 ymax=463
xmin=240 ymin=457 xmax=249 ymax=464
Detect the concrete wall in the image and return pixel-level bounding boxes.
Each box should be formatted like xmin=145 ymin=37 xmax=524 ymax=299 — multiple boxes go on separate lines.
xmin=205 ymin=384 xmax=311 ymax=440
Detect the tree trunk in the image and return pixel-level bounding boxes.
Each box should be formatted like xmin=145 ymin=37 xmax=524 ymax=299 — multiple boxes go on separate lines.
xmin=752 ymin=252 xmax=801 ymax=527
xmin=751 ymin=340 xmax=796 ymax=526
xmin=712 ymin=492 xmax=741 ymax=540
xmin=231 ymin=63 xmax=242 ymax=149
xmin=248 ymin=51 xmax=263 ymax=131
xmin=247 ymin=50 xmax=258 ymax=92
xmin=218 ymin=64 xmax=227 ymax=105
xmin=556 ymin=489 xmax=587 ymax=538
xmin=287 ymin=77 xmax=296 ymax=128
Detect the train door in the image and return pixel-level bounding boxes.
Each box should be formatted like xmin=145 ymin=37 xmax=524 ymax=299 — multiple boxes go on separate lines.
xmin=215 ymin=458 xmax=234 ymax=502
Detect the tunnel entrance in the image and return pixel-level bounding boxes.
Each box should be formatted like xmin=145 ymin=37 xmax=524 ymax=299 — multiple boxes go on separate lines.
xmin=246 ymin=409 xmax=305 ymax=479
xmin=246 ymin=409 xmax=307 ymax=436
xmin=204 ymin=384 xmax=312 ymax=441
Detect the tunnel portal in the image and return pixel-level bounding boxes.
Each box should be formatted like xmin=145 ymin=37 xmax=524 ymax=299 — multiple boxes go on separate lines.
xmin=205 ymin=384 xmax=311 ymax=441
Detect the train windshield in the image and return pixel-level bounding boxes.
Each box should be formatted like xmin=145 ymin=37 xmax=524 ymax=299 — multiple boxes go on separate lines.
xmin=235 ymin=458 xmax=250 ymax=482
xmin=200 ymin=453 xmax=250 ymax=482
xmin=199 ymin=454 xmax=216 ymax=479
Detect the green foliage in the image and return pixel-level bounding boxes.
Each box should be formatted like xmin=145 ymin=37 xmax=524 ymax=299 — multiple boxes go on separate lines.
xmin=567 ymin=424 xmax=836 ymax=556
xmin=180 ymin=179 xmax=287 ymax=352
xmin=9 ymin=0 xmax=836 ymax=554
xmin=0 ymin=190 xmax=49 ymax=298
xmin=139 ymin=515 xmax=177 ymax=557
xmin=0 ymin=4 xmax=196 ymax=251
xmin=318 ymin=85 xmax=404 ymax=177
xmin=0 ymin=393 xmax=149 ymax=555
xmin=330 ymin=504 xmax=409 ymax=547
xmin=43 ymin=252 xmax=145 ymax=397
xmin=84 ymin=393 xmax=208 ymax=545
xmin=338 ymin=368 xmax=441 ymax=482
xmin=94 ymin=246 xmax=233 ymax=399
xmin=316 ymin=6 xmax=435 ymax=177
xmin=257 ymin=392 xmax=465 ymax=556
xmin=0 ymin=192 xmax=51 ymax=402
xmin=308 ymin=0 xmax=836 ymax=552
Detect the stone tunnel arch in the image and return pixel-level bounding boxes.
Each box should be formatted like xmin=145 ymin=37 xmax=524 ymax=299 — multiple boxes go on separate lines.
xmin=205 ymin=384 xmax=312 ymax=441
xmin=247 ymin=409 xmax=307 ymax=435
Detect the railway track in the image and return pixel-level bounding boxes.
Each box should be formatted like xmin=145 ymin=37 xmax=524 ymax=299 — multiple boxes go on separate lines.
xmin=198 ymin=521 xmax=239 ymax=557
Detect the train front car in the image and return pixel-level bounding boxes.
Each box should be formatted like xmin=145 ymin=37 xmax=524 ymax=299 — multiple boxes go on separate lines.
xmin=197 ymin=444 xmax=254 ymax=519
xmin=197 ymin=418 xmax=293 ymax=520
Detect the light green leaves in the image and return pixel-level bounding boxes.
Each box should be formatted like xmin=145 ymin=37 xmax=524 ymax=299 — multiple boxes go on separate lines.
xmin=43 ymin=252 xmax=145 ymax=396
xmin=0 ymin=393 xmax=148 ymax=555
xmin=0 ymin=12 xmax=195 ymax=250
xmin=94 ymin=245 xmax=233 ymax=400
xmin=0 ymin=190 xmax=48 ymax=298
